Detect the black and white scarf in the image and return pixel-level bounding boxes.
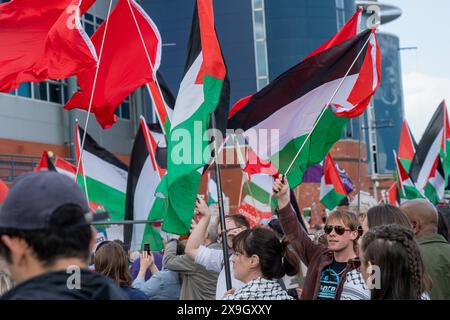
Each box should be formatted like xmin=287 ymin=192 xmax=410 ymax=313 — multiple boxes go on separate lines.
xmin=223 ymin=277 xmax=293 ymax=300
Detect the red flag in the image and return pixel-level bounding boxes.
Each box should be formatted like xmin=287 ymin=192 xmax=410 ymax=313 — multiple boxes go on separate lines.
xmin=0 ymin=0 xmax=97 ymax=92
xmin=65 ymin=0 xmax=162 ymax=129
xmin=0 ymin=179 xmax=8 ymax=205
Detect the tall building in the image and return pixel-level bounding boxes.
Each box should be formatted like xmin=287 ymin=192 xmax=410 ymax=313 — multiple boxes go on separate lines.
xmin=356 ymin=0 xmax=404 ymax=197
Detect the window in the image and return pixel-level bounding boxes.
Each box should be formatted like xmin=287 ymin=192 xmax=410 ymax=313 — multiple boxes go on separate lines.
xmin=115 ymin=96 xmax=131 ymax=120
xmin=335 ymin=0 xmax=346 ymax=29
xmin=253 ymin=0 xmax=263 ymax=10
xmin=252 ymin=0 xmax=269 ymax=91
xmin=17 ymin=83 xmax=31 ymax=98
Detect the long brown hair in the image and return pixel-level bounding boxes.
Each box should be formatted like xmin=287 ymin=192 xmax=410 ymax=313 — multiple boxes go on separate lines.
xmin=94 ymin=242 xmax=132 ymax=286
xmin=362 ymin=224 xmax=432 ymax=300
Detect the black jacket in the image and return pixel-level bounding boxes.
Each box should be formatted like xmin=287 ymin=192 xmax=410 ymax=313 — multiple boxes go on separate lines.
xmin=1 ymin=269 xmax=128 ymax=300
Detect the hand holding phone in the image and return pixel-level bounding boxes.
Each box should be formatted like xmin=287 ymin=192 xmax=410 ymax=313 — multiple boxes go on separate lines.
xmin=143 ymin=243 xmax=150 ymax=254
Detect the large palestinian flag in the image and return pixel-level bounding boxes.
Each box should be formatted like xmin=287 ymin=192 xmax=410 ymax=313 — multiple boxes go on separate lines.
xmin=154 ymin=0 xmax=229 ymax=234
xmin=424 ymin=155 xmax=445 ymax=204
xmin=409 ymin=101 xmax=448 ymax=190
xmin=228 ymin=28 xmax=381 ymax=189
xmin=320 ymin=153 xmax=347 ymax=210
xmin=124 ymin=117 xmax=166 ymax=251
xmin=75 ymin=122 xmax=128 ymax=221
xmin=398 ymin=119 xmax=417 ymax=172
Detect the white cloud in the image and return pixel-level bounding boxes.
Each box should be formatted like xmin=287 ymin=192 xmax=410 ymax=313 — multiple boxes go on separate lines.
xmin=403 ymin=72 xmax=450 ymax=141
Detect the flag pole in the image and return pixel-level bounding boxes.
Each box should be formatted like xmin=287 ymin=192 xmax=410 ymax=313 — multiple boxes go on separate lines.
xmin=232 ymin=134 xmax=258 ymax=209
xmin=357 ymin=114 xmax=362 ymax=215
xmin=76 ymin=0 xmax=114 ymax=179
xmin=126 ymin=0 xmax=170 ymax=137
xmin=238 ymin=174 xmax=245 ymax=207
xmin=284 ymin=31 xmax=373 ymax=177
xmin=210 ymin=112 xmax=232 ymax=291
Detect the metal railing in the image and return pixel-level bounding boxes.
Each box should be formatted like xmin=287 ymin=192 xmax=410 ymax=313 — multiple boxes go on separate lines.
xmin=0 ymin=154 xmax=75 ymax=183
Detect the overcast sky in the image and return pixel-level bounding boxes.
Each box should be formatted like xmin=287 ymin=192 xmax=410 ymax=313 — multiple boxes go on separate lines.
xmin=380 ymin=0 xmax=450 ymax=141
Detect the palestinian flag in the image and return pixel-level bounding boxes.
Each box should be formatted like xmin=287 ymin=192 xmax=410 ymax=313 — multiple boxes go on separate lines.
xmin=398 ymin=119 xmax=417 ymax=172
xmin=75 ymin=122 xmax=128 ymax=221
xmin=229 ymin=9 xmax=363 ymax=180
xmin=387 ymin=182 xmax=400 ymax=207
xmin=394 ymin=151 xmax=423 ymax=200
xmin=320 ymin=153 xmax=347 ymax=210
xmin=124 ymin=117 xmax=166 ymax=251
xmin=54 ymin=156 xmax=77 ymax=180
xmin=410 ymin=101 xmax=446 ymax=190
xmin=154 ymin=0 xmax=229 ymax=234
xmin=424 ymin=156 xmax=445 ymax=205
xmin=228 ymin=28 xmax=381 ymax=189
xmin=441 ymin=100 xmax=450 ymax=189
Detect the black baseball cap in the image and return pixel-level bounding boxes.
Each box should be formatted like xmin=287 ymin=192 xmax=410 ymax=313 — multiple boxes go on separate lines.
xmin=0 ymin=171 xmax=92 ymax=230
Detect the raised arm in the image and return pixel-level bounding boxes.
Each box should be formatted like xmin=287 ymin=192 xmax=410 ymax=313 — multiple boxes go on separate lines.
xmin=273 ymin=175 xmax=327 ymax=266
xmin=185 ymin=197 xmax=211 ymax=260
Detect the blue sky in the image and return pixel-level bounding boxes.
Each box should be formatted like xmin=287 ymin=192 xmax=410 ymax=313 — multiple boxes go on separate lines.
xmin=379 ymin=0 xmax=450 ymax=140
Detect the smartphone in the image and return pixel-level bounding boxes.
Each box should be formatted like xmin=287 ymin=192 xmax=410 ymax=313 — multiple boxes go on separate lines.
xmin=143 ymin=243 xmax=150 ymax=254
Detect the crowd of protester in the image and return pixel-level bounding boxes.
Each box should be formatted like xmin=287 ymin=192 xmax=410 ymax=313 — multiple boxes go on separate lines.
xmin=0 ymin=171 xmax=449 ymax=300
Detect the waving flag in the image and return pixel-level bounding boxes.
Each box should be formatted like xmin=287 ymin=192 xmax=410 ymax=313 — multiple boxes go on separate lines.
xmin=155 ymin=0 xmax=229 ymax=234
xmin=75 ymin=123 xmax=128 ymax=221
xmin=398 ymin=120 xmax=417 ymax=172
xmin=410 ymin=101 xmax=447 ymax=190
xmin=66 ymin=0 xmax=162 ymax=129
xmin=124 ymin=118 xmax=166 ymax=251
xmin=229 ymin=9 xmax=365 ymax=180
xmin=424 ymin=156 xmax=445 ymax=204
xmin=395 ymin=151 xmax=424 ymax=200
xmin=320 ymin=154 xmax=348 ymax=210
xmin=0 ymin=0 xmax=96 ymax=92
xmin=229 ymin=28 xmax=381 ymax=189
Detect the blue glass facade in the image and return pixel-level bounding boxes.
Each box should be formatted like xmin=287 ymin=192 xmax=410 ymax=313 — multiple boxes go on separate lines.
xmin=369 ymin=33 xmax=404 ymax=174
xmin=142 ymin=0 xmax=256 ymax=107
xmin=265 ymin=0 xmax=355 ymax=79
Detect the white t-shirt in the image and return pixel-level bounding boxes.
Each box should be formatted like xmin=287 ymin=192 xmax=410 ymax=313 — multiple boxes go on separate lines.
xmin=195 ymin=245 xmax=245 ymax=299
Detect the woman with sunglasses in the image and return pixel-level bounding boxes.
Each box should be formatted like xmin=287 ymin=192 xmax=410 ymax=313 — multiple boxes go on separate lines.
xmin=273 ymin=175 xmax=369 ymax=300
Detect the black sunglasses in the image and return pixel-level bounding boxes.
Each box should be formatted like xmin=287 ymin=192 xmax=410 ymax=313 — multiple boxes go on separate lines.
xmin=323 ymin=225 xmax=352 ymax=235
